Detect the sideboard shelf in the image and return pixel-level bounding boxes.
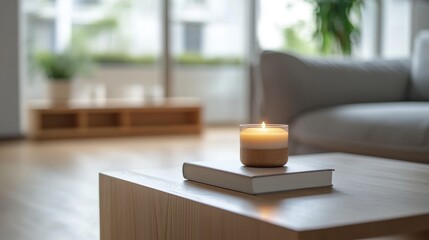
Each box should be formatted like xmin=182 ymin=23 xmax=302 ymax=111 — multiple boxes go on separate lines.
xmin=29 ymin=98 xmax=202 ymax=139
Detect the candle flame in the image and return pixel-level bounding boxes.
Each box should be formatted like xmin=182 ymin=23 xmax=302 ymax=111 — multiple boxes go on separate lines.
xmin=262 ymin=122 xmax=266 ymax=128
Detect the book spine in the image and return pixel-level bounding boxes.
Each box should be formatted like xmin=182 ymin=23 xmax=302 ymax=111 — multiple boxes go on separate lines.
xmin=182 ymin=163 xmax=254 ymax=194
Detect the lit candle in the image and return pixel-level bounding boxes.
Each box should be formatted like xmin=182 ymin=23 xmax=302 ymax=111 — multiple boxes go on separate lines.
xmin=240 ymin=122 xmax=289 ymax=167
xmin=240 ymin=122 xmax=288 ymax=149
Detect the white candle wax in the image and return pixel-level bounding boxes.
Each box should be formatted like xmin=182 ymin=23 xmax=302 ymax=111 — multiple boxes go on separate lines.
xmin=240 ymin=126 xmax=288 ymax=149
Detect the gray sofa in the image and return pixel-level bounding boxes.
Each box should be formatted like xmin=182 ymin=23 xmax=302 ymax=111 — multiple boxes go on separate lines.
xmin=259 ymin=31 xmax=429 ymax=164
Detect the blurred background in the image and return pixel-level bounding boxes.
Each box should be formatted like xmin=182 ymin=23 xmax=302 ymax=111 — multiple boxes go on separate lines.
xmin=18 ymin=0 xmax=427 ymax=127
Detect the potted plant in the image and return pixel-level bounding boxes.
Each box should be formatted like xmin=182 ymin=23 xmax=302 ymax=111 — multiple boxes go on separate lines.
xmin=36 ymin=50 xmax=87 ymax=103
xmin=310 ymin=0 xmax=363 ymax=55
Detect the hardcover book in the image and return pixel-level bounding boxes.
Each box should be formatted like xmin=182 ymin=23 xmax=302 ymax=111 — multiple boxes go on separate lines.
xmin=182 ymin=160 xmax=334 ymax=194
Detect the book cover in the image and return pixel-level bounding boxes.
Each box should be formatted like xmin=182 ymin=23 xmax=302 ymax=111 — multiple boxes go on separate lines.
xmin=182 ymin=160 xmax=334 ymax=194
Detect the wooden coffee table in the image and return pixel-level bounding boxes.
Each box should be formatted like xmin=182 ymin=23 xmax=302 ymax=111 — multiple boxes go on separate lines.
xmin=99 ymin=153 xmax=429 ymax=240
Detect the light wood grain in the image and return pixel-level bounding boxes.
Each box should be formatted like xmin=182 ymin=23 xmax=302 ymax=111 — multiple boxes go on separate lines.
xmin=28 ymin=98 xmax=202 ymax=139
xmin=100 ymin=153 xmax=429 ymax=240
xmin=0 ymin=127 xmax=238 ymax=240
xmin=1 ymin=128 xmax=428 ymax=240
xmin=100 ymin=174 xmax=297 ymax=240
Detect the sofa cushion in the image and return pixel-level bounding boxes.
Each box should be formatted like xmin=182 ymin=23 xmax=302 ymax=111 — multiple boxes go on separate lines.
xmin=410 ymin=31 xmax=429 ymax=100
xmin=260 ymin=51 xmax=411 ymax=124
xmin=292 ymin=102 xmax=429 ymax=163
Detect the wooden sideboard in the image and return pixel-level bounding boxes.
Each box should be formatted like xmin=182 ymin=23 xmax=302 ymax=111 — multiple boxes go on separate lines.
xmin=29 ymin=98 xmax=202 ymax=139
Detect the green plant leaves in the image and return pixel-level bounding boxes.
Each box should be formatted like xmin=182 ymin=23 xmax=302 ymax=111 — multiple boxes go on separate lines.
xmin=35 ymin=50 xmax=92 ymax=81
xmin=310 ymin=0 xmax=362 ymax=55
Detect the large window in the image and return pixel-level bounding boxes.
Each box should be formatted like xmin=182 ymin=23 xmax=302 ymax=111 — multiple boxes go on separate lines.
xmin=258 ymin=0 xmax=371 ymax=58
xmin=23 ymin=0 xmax=405 ymax=124
xmin=380 ymin=0 xmax=412 ymax=58
xmin=183 ymin=22 xmax=203 ymax=54
xmin=74 ymin=0 xmax=100 ymax=6
xmin=171 ymin=0 xmax=248 ymax=123
xmin=23 ymin=0 xmax=248 ymax=124
xmin=23 ymin=0 xmax=162 ymax=101
xmin=258 ymin=0 xmax=317 ymax=55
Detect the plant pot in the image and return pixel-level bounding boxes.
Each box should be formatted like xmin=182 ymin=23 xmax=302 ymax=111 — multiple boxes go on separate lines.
xmin=49 ymin=80 xmax=72 ymax=104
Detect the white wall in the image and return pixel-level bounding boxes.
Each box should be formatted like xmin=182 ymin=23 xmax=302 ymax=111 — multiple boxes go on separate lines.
xmin=0 ymin=0 xmax=22 ymax=137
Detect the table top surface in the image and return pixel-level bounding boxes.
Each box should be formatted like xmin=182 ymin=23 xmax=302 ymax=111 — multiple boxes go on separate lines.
xmin=102 ymin=153 xmax=429 ymax=233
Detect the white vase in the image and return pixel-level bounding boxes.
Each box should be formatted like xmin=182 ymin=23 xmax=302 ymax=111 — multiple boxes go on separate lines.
xmin=49 ymin=81 xmax=72 ymax=104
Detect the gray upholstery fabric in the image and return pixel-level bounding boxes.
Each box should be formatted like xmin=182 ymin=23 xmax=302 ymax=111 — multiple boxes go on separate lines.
xmin=292 ymin=102 xmax=429 ymax=163
xmin=260 ymin=51 xmax=411 ymax=124
xmin=410 ymin=31 xmax=429 ymax=100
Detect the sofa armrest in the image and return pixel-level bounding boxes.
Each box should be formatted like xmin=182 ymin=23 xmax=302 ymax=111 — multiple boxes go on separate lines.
xmin=260 ymin=51 xmax=411 ymax=124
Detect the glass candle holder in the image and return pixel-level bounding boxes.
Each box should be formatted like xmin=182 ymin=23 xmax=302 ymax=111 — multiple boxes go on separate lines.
xmin=240 ymin=123 xmax=289 ymax=167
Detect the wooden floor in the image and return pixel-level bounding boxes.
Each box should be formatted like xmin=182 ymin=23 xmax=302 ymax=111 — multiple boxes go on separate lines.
xmin=0 ymin=127 xmax=238 ymax=240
